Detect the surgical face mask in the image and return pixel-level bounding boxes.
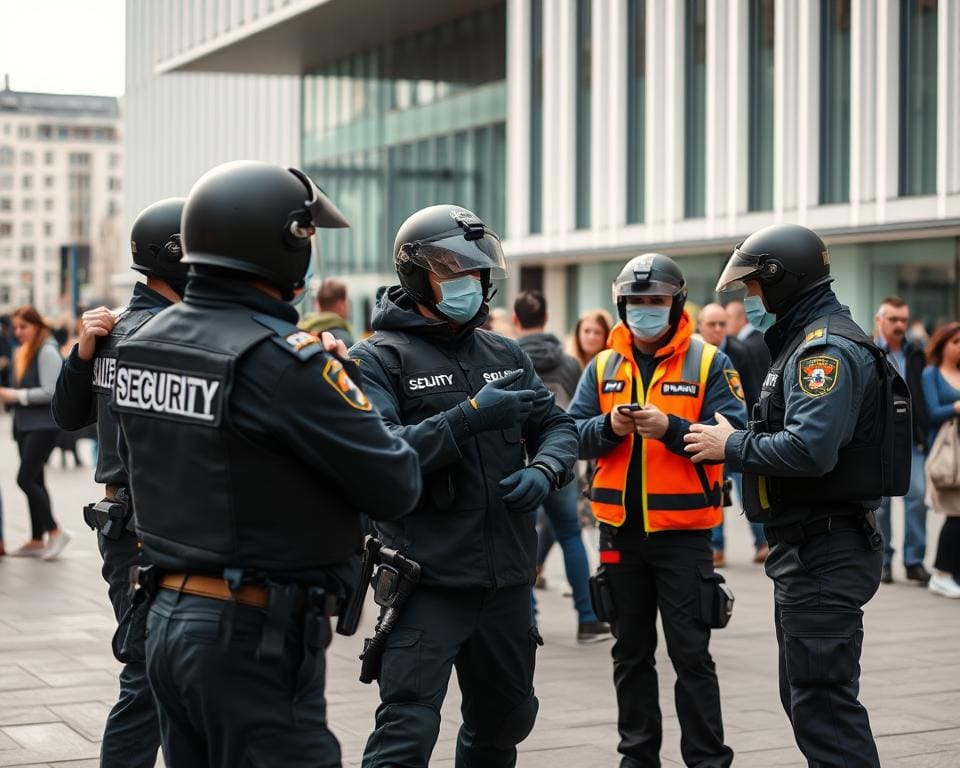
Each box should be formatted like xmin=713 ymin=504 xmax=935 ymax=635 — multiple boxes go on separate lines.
xmin=626 ymin=305 xmax=671 ymax=341
xmin=744 ymin=294 xmax=776 ymax=332
xmin=437 ymin=275 xmax=483 ymax=323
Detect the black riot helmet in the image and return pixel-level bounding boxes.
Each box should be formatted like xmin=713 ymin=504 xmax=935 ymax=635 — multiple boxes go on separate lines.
xmin=130 ymin=198 xmax=189 ymax=296
xmin=612 ymin=253 xmax=688 ymax=328
xmin=393 ymin=204 xmax=507 ymax=319
xmin=716 ymin=224 xmax=832 ymax=314
xmin=181 ymin=161 xmax=349 ymax=300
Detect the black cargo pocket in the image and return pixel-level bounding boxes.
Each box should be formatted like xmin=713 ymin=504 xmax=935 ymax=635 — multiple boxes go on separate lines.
xmin=378 ymin=627 xmax=422 ymax=702
xmin=781 ymin=611 xmax=862 ymax=684
xmin=293 ymin=615 xmax=331 ymax=702
xmin=502 ymin=426 xmax=526 ymax=463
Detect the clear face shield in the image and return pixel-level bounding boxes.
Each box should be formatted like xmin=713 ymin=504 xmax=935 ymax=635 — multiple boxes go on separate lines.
xmin=715 ymin=248 xmax=763 ymax=294
xmin=397 ymin=211 xmax=507 ymax=282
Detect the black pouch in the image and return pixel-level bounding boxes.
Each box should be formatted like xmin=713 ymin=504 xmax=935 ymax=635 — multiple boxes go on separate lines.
xmin=111 ymin=566 xmax=157 ymax=663
xmin=589 ymin=567 xmax=617 ymax=623
xmin=698 ymin=564 xmax=734 ymax=629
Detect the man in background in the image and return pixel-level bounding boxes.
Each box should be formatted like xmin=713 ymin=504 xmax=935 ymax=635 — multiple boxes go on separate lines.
xmin=299 ymin=277 xmax=354 ymax=346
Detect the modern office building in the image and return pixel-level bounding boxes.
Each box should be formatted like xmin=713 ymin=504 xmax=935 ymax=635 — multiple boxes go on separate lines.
xmin=0 ymin=82 xmax=122 ymax=315
xmin=148 ymin=0 xmax=958 ymax=333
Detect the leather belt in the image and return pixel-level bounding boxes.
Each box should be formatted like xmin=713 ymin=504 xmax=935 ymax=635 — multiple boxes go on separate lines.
xmin=764 ymin=514 xmax=863 ymax=547
xmin=105 ymin=484 xmax=124 ymax=501
xmin=160 ymin=573 xmax=269 ymax=609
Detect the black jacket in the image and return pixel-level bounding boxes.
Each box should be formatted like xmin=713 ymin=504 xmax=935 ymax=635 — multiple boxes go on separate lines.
xmin=114 ymin=276 xmax=422 ymax=584
xmin=877 ymin=338 xmax=928 ymax=451
xmin=516 ymin=332 xmax=582 ymax=409
xmin=350 ymin=287 xmax=579 ymax=588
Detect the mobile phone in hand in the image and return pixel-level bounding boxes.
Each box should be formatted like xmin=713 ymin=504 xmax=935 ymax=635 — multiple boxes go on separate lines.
xmin=617 ymin=404 xmax=642 ymax=414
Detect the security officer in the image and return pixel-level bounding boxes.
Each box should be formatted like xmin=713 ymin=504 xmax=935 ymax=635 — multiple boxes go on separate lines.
xmin=686 ymin=224 xmax=886 ymax=767
xmin=350 ymin=204 xmax=578 ymax=768
xmin=567 ymin=253 xmax=743 ymax=768
xmin=112 ymin=161 xmax=423 ymax=768
xmin=52 ymin=197 xmax=186 ymax=768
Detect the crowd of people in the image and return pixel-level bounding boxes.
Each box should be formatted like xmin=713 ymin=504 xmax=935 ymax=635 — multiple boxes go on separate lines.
xmin=0 ymin=159 xmax=958 ymax=768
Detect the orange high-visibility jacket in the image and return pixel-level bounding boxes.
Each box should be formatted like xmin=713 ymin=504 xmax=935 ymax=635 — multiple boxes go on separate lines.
xmin=590 ymin=314 xmax=724 ymax=531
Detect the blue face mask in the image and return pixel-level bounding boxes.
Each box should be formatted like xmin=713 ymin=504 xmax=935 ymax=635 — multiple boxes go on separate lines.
xmin=437 ymin=275 xmax=483 ymax=323
xmin=744 ymin=295 xmax=776 ymax=332
xmin=626 ymin=305 xmax=671 ymax=341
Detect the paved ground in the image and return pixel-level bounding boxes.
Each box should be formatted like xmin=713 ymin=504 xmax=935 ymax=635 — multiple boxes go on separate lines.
xmin=0 ymin=413 xmax=959 ymax=767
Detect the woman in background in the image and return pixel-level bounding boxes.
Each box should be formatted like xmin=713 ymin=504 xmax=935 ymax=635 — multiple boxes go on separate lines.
xmin=569 ymin=308 xmax=613 ymax=369
xmin=922 ymin=321 xmax=960 ymax=598
xmin=0 ymin=306 xmax=70 ymax=560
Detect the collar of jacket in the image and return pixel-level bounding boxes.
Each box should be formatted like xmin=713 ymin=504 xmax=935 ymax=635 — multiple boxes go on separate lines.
xmin=128 ymin=281 xmax=175 ymax=313
xmin=764 ymin=286 xmax=843 ymax=358
xmin=608 ymin=310 xmax=695 ymax=365
xmin=182 ymin=274 xmax=299 ymax=325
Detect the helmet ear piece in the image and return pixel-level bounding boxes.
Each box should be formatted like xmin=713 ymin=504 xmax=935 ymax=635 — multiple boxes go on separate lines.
xmin=760 ymin=259 xmax=784 ymax=283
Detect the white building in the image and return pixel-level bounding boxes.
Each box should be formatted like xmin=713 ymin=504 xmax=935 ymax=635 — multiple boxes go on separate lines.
xmin=0 ymin=83 xmax=122 ymax=315
xmin=123 ymin=0 xmax=300 ymax=281
xmin=147 ymin=0 xmax=959 ymax=333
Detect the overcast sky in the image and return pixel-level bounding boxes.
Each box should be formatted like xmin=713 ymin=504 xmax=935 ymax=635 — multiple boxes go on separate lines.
xmin=0 ymin=0 xmax=125 ymax=97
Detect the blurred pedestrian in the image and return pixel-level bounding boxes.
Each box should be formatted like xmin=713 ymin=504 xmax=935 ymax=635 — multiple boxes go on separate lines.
xmin=513 ymin=290 xmax=611 ymax=643
xmin=725 ymin=298 xmax=771 ymax=379
xmin=569 ymin=308 xmax=612 ymax=369
xmin=875 ymin=297 xmax=931 ymax=585
xmin=570 ymin=254 xmax=742 ymax=767
xmin=0 ymin=315 xmax=11 ymax=387
xmin=922 ymin=321 xmax=960 ymax=598
xmin=698 ymin=303 xmax=767 ymax=566
xmin=299 ymin=276 xmax=355 ymax=346
xmin=0 ymin=306 xmax=70 ymax=560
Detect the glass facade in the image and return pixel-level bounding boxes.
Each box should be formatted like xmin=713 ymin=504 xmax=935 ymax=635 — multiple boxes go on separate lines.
xmin=684 ymin=0 xmax=707 ymax=219
xmin=748 ymin=0 xmax=775 ymax=212
xmin=530 ymin=0 xmax=543 ymax=234
xmin=575 ymin=0 xmax=592 ymax=229
xmin=301 ymin=4 xmax=507 ymax=277
xmin=626 ymin=0 xmax=646 ymax=224
xmin=819 ymin=0 xmax=851 ymax=204
xmin=899 ymin=0 xmax=938 ymax=197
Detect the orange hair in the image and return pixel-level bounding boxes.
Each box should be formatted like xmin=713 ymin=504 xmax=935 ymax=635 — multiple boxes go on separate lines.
xmin=12 ymin=306 xmax=51 ymax=384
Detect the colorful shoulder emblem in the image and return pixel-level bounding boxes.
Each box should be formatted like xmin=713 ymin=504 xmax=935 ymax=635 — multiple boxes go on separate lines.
xmin=798 ymin=355 xmax=840 ymax=397
xmin=322 ymin=358 xmax=372 ymax=411
xmin=285 ymin=330 xmax=319 ymax=352
xmin=723 ymin=369 xmax=745 ymax=402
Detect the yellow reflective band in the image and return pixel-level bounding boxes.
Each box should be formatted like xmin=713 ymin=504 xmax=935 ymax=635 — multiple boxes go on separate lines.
xmin=758 ymin=476 xmax=770 ymax=510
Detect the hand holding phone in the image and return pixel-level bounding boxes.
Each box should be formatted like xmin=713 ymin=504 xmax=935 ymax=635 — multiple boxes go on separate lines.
xmin=617 ymin=404 xmax=642 ymax=414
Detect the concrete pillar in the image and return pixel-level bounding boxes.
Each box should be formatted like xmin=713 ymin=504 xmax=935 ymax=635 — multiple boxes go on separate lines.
xmin=705 ymin=0 xmax=729 ymax=230
xmin=850 ymin=0 xmax=877 ymax=217
xmin=506 ymin=0 xmax=531 ymax=238
xmin=542 ymin=0 xmax=576 ymax=234
xmin=875 ymin=0 xmax=899 ymax=221
xmin=726 ymin=0 xmax=750 ymax=227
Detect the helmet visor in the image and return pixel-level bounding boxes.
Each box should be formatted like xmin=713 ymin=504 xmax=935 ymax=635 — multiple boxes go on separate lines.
xmin=289 ymin=168 xmax=350 ymax=229
xmin=612 ymin=273 xmax=684 ymax=304
xmin=715 ymin=248 xmax=763 ymax=293
xmin=398 ymin=232 xmax=507 ymax=280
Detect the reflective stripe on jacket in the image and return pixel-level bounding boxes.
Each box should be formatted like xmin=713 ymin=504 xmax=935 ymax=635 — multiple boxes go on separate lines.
xmin=590 ymin=317 xmax=724 ymax=531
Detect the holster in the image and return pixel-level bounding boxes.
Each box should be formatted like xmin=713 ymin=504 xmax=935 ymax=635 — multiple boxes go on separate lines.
xmin=111 ymin=565 xmax=158 ymax=664
xmin=589 ymin=567 xmax=617 ymax=623
xmin=698 ymin=564 xmax=734 ymax=629
xmin=84 ymin=488 xmax=134 ymax=540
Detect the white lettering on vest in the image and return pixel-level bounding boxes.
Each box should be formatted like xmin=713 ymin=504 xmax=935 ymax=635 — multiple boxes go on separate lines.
xmin=114 ymin=365 xmax=221 ymax=422
xmin=92 ymin=356 xmax=117 ymax=389
xmin=482 ymin=368 xmax=523 ymax=384
xmin=407 ymin=373 xmax=455 ymax=391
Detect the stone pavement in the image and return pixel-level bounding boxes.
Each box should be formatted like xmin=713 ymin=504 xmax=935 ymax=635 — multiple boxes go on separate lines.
xmin=0 ymin=413 xmax=958 ymax=767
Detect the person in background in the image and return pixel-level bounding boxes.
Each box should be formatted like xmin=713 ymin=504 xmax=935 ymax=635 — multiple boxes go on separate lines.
xmin=725 ymin=298 xmax=771 ymax=383
xmin=908 ymin=319 xmax=930 ymax=348
xmin=513 ymin=290 xmax=611 ymax=643
xmin=298 ymin=277 xmax=355 ymax=346
xmin=0 ymin=306 xmax=70 ymax=560
xmin=874 ymin=297 xmax=931 ymax=585
xmin=698 ymin=303 xmax=767 ymax=566
xmin=922 ymin=321 xmax=960 ymax=598
xmin=0 ymin=314 xmax=11 ymax=387
xmin=569 ymin=308 xmax=613 ymax=369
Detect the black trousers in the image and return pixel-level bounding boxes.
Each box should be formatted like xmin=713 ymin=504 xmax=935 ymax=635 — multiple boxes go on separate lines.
xmin=362 ymin=584 xmax=540 ymax=768
xmin=765 ymin=526 xmax=882 ymax=767
xmin=16 ymin=429 xmax=59 ymax=539
xmin=97 ymin=532 xmax=161 ymax=768
xmin=603 ymin=530 xmax=733 ymax=768
xmin=146 ymin=589 xmax=340 ymax=768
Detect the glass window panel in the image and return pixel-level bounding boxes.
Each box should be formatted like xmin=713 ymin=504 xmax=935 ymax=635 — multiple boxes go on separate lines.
xmin=575 ymin=0 xmax=592 ymax=229
xmin=748 ymin=0 xmax=775 ymax=211
xmin=530 ymin=0 xmax=544 ymax=234
xmin=627 ymin=0 xmax=646 ymax=224
xmin=819 ymin=0 xmax=851 ymax=204
xmin=684 ymin=0 xmax=707 ymax=219
xmin=898 ymin=0 xmax=938 ymax=196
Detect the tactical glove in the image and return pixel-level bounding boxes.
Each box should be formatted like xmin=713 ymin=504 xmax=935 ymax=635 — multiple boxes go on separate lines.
xmin=458 ymin=369 xmax=536 ymax=433
xmin=500 ymin=467 xmax=552 ymax=514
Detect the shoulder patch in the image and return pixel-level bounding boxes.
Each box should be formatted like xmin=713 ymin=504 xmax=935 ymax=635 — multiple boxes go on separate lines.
xmin=285 ymin=330 xmax=319 ymax=352
xmin=723 ymin=369 xmax=745 ymax=401
xmin=322 ymin=358 xmax=372 ymax=411
xmin=798 ymin=355 xmax=840 ymax=397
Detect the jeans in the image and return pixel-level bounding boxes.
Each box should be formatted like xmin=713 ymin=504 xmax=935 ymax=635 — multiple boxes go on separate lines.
xmin=711 ymin=474 xmax=766 ymax=551
xmin=877 ymin=444 xmax=927 ymax=568
xmin=531 ymin=480 xmax=597 ymax=624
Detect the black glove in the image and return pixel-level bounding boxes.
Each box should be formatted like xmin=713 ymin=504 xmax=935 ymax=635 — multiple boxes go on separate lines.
xmin=458 ymin=370 xmax=536 ymax=433
xmin=500 ymin=467 xmax=552 ymax=514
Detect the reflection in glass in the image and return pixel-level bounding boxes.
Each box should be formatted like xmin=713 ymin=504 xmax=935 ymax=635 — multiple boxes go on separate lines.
xmin=627 ymin=0 xmax=646 ymax=224
xmin=899 ymin=0 xmax=938 ymax=197
xmin=685 ymin=0 xmax=706 ymax=219
xmin=748 ymin=0 xmax=774 ymax=212
xmin=819 ymin=0 xmax=851 ymax=204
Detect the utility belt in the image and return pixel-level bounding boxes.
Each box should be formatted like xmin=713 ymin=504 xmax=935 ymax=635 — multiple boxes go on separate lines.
xmin=83 ymin=485 xmax=135 ymax=540
xmin=763 ymin=511 xmax=882 ymax=550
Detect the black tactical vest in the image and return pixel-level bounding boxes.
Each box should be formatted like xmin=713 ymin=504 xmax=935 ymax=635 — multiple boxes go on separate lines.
xmin=114 ymin=302 xmax=362 ymax=575
xmin=742 ymin=313 xmax=884 ymax=525
xmin=90 ymin=307 xmax=162 ymax=486
xmin=365 ymin=328 xmax=536 ymax=586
